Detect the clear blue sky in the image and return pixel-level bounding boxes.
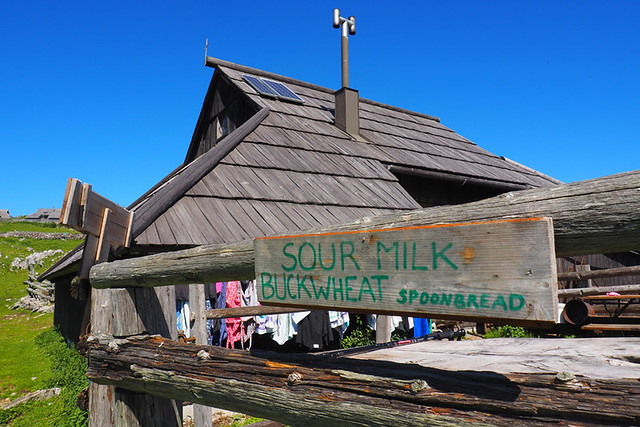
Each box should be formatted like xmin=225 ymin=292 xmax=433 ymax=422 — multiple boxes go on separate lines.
xmin=2 ymin=1 xmax=638 ymax=216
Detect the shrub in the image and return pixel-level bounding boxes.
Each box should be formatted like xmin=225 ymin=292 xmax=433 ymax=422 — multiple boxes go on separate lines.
xmin=341 ymin=314 xmax=375 ymax=348
xmin=483 ymin=325 xmax=538 ymax=339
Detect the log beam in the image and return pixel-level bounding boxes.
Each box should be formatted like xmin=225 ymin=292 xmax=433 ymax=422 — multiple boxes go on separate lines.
xmin=90 ymin=170 xmax=640 ymax=289
xmin=85 ymin=335 xmax=640 ymax=426
xmin=557 ymin=265 xmax=640 ymax=282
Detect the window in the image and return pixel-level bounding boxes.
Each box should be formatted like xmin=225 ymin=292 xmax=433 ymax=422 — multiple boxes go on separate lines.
xmin=216 ymin=113 xmax=229 ymax=140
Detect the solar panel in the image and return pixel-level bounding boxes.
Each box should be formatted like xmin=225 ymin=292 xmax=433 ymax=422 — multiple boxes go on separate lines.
xmin=243 ymin=75 xmax=277 ymax=97
xmin=263 ymin=79 xmax=304 ymax=103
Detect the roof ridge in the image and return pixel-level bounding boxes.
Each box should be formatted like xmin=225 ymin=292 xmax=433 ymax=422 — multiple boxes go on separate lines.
xmin=206 ymin=56 xmax=333 ymax=95
xmin=205 ymin=56 xmax=441 ymax=123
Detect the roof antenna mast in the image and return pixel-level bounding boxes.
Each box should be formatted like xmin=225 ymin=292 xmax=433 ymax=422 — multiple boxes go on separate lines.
xmin=333 ymin=9 xmax=356 ymax=88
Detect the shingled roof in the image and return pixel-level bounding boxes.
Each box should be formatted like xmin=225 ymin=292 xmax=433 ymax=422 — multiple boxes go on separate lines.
xmin=132 ymin=57 xmax=557 ymax=246
xmin=42 ymin=57 xmax=559 ymax=279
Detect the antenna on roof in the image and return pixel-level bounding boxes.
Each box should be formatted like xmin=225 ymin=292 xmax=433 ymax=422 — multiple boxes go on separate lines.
xmin=333 ymin=9 xmax=356 ymax=88
xmin=204 ymin=38 xmax=209 ymax=64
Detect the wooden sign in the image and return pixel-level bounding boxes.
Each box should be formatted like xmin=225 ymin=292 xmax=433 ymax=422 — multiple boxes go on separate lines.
xmin=254 ymin=217 xmax=558 ymax=325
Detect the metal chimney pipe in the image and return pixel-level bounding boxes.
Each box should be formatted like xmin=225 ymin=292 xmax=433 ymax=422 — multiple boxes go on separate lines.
xmin=341 ymin=31 xmax=349 ymax=88
xmin=333 ymin=9 xmax=356 ymax=88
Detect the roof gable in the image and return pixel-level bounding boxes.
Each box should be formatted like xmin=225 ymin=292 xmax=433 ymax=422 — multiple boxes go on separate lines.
xmin=132 ymin=58 xmax=560 ymax=247
xmin=42 ymin=57 xmax=562 ymax=278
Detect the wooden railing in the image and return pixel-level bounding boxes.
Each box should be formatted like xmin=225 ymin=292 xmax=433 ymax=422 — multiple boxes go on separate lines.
xmin=81 ymin=170 xmax=640 ymax=426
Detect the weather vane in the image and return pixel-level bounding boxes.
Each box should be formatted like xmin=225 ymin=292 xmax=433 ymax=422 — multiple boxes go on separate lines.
xmin=333 ymin=9 xmax=356 ymax=88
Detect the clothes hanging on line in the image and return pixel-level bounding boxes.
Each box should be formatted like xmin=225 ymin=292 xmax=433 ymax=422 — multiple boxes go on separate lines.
xmin=180 ymin=279 xmax=350 ymax=352
xmin=216 ymin=281 xmax=228 ymax=346
xmin=413 ymin=317 xmax=431 ymax=337
xmin=225 ymin=281 xmax=244 ymax=349
xmin=176 ymin=300 xmax=191 ymax=338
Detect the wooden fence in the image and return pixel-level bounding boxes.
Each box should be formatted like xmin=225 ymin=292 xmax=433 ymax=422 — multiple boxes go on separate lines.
xmin=82 ymin=170 xmax=640 ymax=426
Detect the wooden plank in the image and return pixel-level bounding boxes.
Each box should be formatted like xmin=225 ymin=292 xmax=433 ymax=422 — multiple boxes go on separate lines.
xmin=88 ymin=382 xmax=114 ymax=427
xmin=79 ymin=235 xmax=100 ymax=280
xmin=558 ymin=284 xmax=640 ymax=298
xmin=152 ymin=212 xmax=178 ymax=246
xmin=583 ymin=294 xmax=640 ymax=300
xmin=206 ymin=306 xmax=304 ymax=320
xmin=81 ymin=184 xmax=133 ymax=247
xmin=59 ymin=179 xmax=134 ymax=249
xmin=160 ymin=208 xmax=192 ymax=245
xmin=60 ymin=178 xmax=83 ymax=228
xmin=255 ymin=218 xmax=558 ymax=325
xmin=113 ymin=388 xmax=181 ymax=427
xmin=110 ymin=289 xmax=144 ymax=337
xmin=95 ymin=208 xmax=112 ymax=264
xmin=88 ymin=281 xmax=116 ymax=427
xmin=558 ymin=265 xmax=640 ymax=282
xmin=581 ymin=324 xmax=640 ymax=331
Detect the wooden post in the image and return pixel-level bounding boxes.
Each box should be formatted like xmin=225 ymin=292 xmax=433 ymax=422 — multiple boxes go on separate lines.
xmin=375 ymin=315 xmax=392 ymax=343
xmin=59 ymin=178 xmax=181 ymax=426
xmin=575 ymin=264 xmax=593 ymax=288
xmin=189 ymin=284 xmax=212 ymax=426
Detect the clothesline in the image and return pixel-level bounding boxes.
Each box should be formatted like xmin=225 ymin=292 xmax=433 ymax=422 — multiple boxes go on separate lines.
xmin=176 ymin=280 xmax=431 ymax=351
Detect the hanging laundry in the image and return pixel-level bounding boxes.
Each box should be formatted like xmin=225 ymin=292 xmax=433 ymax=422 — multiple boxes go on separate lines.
xmin=295 ymin=311 xmax=337 ymax=351
xmin=216 ymin=282 xmax=227 ymax=347
xmin=240 ymin=280 xmax=259 ymax=348
xmin=329 ymin=311 xmax=350 ymax=333
xmin=176 ymin=300 xmax=191 ymax=338
xmin=271 ymin=313 xmax=297 ymax=346
xmin=413 ymin=317 xmax=431 ymax=337
xmin=225 ymin=281 xmax=244 ymax=349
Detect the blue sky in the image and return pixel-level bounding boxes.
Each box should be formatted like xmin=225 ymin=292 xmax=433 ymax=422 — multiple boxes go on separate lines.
xmin=1 ymin=1 xmax=638 ymax=216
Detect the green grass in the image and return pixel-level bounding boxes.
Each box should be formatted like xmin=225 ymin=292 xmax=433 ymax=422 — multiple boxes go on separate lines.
xmin=0 ymin=221 xmax=79 ymax=233
xmin=0 ymin=222 xmax=84 ymax=425
xmin=1 ymin=328 xmax=89 ymax=426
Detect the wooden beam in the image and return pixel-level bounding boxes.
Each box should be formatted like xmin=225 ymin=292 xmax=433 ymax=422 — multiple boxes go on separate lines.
xmin=581 ymin=324 xmax=640 ymax=331
xmin=206 ymin=305 xmax=305 ymax=320
xmin=85 ymin=335 xmax=640 ymax=426
xmin=60 ymin=178 xmax=83 ymax=228
xmin=557 ymin=265 xmax=640 ymax=281
xmin=558 ymin=284 xmax=640 ymax=298
xmin=90 ymin=170 xmax=640 ymax=289
xmin=189 ymin=284 xmax=212 ymax=427
xmin=60 ymin=178 xmax=134 ymax=248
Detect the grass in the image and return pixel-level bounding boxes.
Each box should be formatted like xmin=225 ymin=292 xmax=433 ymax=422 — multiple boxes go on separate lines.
xmin=0 ymin=222 xmax=83 ymax=425
xmin=1 ymin=328 xmax=89 ymax=426
xmin=0 ymin=221 xmax=79 ymax=233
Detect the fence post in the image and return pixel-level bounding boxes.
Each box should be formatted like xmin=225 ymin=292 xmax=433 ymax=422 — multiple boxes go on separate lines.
xmin=190 ymin=284 xmax=212 ymax=426
xmin=89 ymin=285 xmax=182 ymax=426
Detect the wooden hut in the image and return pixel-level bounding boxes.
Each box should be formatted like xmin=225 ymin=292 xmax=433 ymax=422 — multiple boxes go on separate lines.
xmin=42 ymin=56 xmax=565 ymax=343
xmin=25 ymin=208 xmax=61 ymax=223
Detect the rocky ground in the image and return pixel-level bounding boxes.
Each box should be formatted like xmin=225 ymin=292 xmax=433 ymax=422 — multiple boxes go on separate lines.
xmin=0 ymin=231 xmax=83 ymax=240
